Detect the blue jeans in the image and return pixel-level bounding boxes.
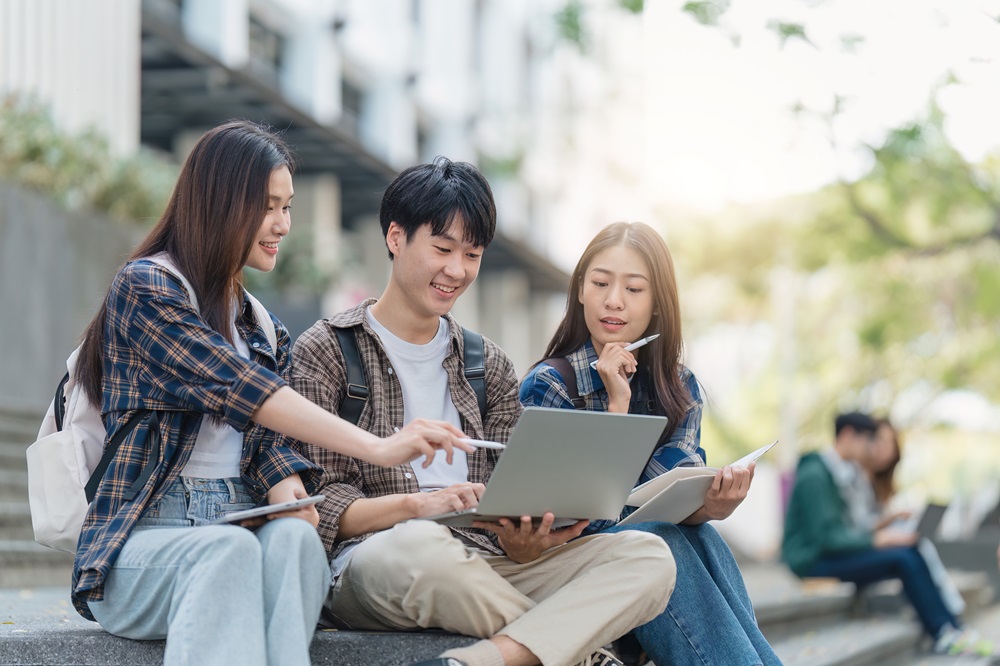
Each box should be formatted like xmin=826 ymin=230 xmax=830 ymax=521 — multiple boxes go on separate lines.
xmin=806 ymin=546 xmax=957 ymax=637
xmin=600 ymin=521 xmax=780 ymax=666
xmin=88 ymin=477 xmax=330 ymax=666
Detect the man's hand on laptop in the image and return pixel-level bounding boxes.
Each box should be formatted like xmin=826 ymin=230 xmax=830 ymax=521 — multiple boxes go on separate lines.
xmin=410 ymin=483 xmax=486 ymax=517
xmin=474 ymin=513 xmax=589 ymax=564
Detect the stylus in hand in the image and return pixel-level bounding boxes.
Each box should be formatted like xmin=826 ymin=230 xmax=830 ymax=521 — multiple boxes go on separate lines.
xmin=459 ymin=438 xmax=507 ymax=450
xmin=590 ymin=334 xmax=661 ymax=369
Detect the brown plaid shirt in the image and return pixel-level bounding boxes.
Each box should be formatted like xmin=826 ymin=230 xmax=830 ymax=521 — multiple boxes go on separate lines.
xmin=286 ymin=299 xmax=523 ymax=558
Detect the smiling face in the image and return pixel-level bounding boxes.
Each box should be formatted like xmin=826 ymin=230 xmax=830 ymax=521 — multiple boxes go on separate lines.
xmin=244 ymin=166 xmax=293 ymax=273
xmin=383 ymin=215 xmax=483 ymax=331
xmin=578 ymin=244 xmax=655 ymax=357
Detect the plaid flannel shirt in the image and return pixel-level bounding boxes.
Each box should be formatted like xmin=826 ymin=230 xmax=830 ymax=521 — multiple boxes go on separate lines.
xmin=518 ymin=341 xmax=705 ymax=523
xmin=71 ymin=260 xmax=321 ymax=620
xmin=284 ymin=299 xmax=522 ymax=559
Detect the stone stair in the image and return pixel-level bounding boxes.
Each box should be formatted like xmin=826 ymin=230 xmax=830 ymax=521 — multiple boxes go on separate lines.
xmin=0 ymin=409 xmax=74 ymax=589
xmin=2 ymin=561 xmax=998 ymax=665
xmin=753 ymin=565 xmax=998 ymax=666
xmin=2 ymin=401 xmax=998 ymax=665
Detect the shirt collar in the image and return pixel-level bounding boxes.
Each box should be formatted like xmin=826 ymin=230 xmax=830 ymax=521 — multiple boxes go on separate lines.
xmin=327 ymin=297 xmax=464 ymax=356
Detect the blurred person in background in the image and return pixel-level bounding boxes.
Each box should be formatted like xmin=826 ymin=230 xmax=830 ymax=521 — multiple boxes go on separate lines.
xmin=865 ymin=419 xmax=965 ymax=617
xmin=783 ymin=412 xmax=991 ymax=656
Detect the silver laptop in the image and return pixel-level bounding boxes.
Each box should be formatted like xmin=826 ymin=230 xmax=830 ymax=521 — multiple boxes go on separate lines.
xmin=426 ymin=406 xmax=668 ymax=528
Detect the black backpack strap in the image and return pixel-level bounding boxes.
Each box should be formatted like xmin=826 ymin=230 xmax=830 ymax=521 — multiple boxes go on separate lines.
xmin=462 ymin=328 xmax=487 ymax=422
xmin=334 ymin=326 xmax=369 ymax=427
xmin=53 ymin=372 xmax=70 ymax=432
xmin=86 ymin=409 xmax=151 ymax=503
xmin=543 ymin=356 xmax=586 ymax=409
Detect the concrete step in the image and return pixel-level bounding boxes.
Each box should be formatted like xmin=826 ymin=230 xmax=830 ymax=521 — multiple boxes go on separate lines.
xmin=0 ymin=588 xmax=477 ymax=665
xmin=0 ymin=441 xmax=29 ymax=472
xmin=2 ymin=563 xmax=996 ymax=666
xmin=861 ymin=570 xmax=995 ymax=617
xmin=0 ymin=468 xmax=29 ymax=501
xmin=742 ymin=564 xmax=857 ymax=640
xmin=770 ymin=616 xmax=922 ymax=666
xmin=0 ymin=500 xmax=36 ymax=541
xmin=0 ymin=408 xmax=42 ymax=445
xmin=0 ymin=541 xmax=73 ymax=588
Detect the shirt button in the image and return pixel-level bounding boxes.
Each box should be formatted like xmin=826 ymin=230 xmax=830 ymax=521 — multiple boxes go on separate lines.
xmin=387 ymin=367 xmax=394 ymax=375
xmin=404 ymin=472 xmax=412 ymax=479
xmin=252 ymin=342 xmax=260 ymax=348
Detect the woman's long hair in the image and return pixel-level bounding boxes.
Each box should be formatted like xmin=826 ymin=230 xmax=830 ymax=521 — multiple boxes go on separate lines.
xmin=872 ymin=418 xmax=902 ymax=507
xmin=77 ymin=120 xmax=295 ymax=405
xmin=537 ymin=222 xmax=692 ymax=436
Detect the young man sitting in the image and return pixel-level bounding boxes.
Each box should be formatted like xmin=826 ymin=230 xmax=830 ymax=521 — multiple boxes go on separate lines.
xmin=286 ymin=157 xmax=675 ymax=666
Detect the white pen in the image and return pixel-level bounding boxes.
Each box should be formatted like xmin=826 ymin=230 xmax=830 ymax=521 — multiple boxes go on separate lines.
xmin=590 ymin=333 xmax=661 ymax=369
xmin=396 ymin=428 xmax=506 ymax=451
xmin=459 ymin=438 xmax=507 ymax=450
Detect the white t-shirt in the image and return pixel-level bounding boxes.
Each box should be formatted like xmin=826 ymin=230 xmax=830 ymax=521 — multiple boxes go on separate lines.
xmin=365 ymin=307 xmax=468 ymax=490
xmin=182 ymin=319 xmax=250 ymax=479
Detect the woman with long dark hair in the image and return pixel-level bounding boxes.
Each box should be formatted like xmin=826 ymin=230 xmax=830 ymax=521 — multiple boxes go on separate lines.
xmin=520 ymin=222 xmax=779 ymax=665
xmin=72 ymin=120 xmax=468 ymax=665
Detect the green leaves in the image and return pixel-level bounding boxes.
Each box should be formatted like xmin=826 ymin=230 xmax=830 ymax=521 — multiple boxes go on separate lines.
xmin=555 ymin=1 xmax=587 ymax=51
xmin=766 ymin=20 xmax=813 ymax=48
xmin=682 ymin=0 xmax=731 ymax=27
xmin=0 ymin=95 xmax=175 ymax=224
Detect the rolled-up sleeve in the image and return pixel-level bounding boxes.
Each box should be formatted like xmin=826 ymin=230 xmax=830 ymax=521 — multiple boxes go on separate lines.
xmin=117 ymin=263 xmax=285 ymax=431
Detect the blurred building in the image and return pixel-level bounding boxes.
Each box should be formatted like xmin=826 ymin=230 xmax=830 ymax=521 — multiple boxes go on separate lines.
xmin=0 ymin=0 xmax=632 ymax=375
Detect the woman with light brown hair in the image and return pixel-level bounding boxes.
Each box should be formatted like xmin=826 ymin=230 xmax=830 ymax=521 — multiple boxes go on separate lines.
xmin=520 ymin=222 xmax=779 ymax=665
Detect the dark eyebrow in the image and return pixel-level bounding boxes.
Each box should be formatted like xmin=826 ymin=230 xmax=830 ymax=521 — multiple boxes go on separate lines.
xmin=589 ymin=267 xmax=650 ymax=281
xmin=434 ymin=231 xmax=459 ymax=243
xmin=268 ymin=193 xmax=293 ymax=202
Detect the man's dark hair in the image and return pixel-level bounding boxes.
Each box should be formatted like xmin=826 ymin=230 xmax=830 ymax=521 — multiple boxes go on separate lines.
xmin=835 ymin=411 xmax=878 ymax=438
xmin=378 ymin=156 xmax=496 ymax=259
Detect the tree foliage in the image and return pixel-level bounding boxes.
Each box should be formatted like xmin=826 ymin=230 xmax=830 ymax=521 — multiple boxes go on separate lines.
xmin=0 ymin=95 xmax=176 ymax=224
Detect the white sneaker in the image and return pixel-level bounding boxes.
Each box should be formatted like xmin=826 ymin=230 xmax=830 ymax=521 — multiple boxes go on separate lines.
xmin=578 ymin=648 xmax=625 ymax=666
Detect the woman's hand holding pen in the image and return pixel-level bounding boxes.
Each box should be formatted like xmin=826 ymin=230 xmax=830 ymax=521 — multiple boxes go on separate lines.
xmin=368 ymin=419 xmax=476 ymax=468
xmin=594 ymin=342 xmax=637 ymax=413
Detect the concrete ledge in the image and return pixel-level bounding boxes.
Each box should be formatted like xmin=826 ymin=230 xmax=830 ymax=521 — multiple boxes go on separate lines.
xmin=2 ymin=627 xmax=477 ymax=666
xmin=0 ymin=588 xmax=476 ymax=666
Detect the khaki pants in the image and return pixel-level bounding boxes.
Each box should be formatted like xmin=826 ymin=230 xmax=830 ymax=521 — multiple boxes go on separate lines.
xmin=326 ymin=521 xmax=675 ymax=666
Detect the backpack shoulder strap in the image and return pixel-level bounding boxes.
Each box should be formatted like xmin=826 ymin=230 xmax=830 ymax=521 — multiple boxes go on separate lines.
xmin=245 ymin=292 xmax=278 ymax=354
xmin=85 ymin=410 xmax=152 ymax=503
xmin=334 ymin=326 xmax=369 ymax=426
xmin=462 ymin=328 xmax=487 ymax=422
xmin=145 ymin=254 xmax=199 ymax=312
xmin=146 ymin=253 xmax=278 ymax=354
xmin=542 ymin=356 xmax=586 ymax=409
